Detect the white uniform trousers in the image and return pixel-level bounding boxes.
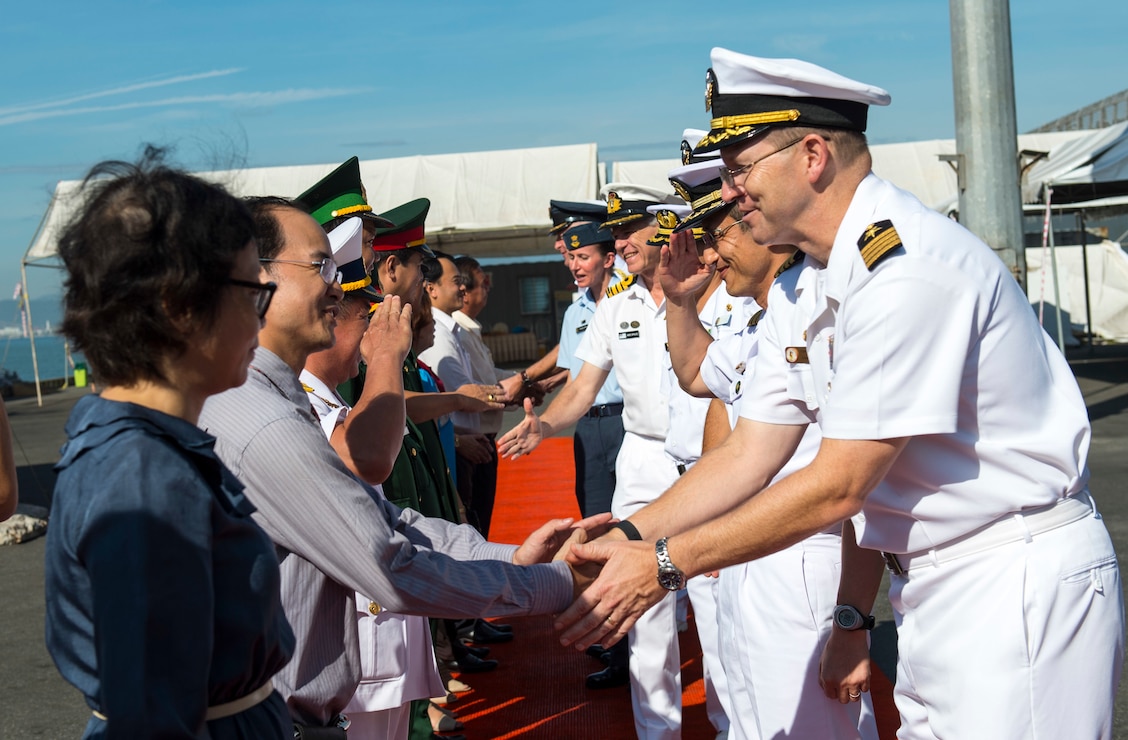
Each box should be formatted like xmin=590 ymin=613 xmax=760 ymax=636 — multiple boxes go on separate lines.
xmin=613 ymin=432 xmax=683 ymax=740
xmin=890 ymin=499 xmax=1124 ymax=740
xmin=687 ymin=573 xmax=732 ymax=733
xmin=716 ymin=533 xmax=877 ymax=740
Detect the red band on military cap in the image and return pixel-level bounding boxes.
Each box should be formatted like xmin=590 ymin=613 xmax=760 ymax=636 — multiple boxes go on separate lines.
xmin=371 ymin=225 xmax=425 ymax=252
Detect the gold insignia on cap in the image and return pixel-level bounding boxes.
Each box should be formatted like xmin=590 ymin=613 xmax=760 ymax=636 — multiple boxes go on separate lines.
xmin=857 ymin=220 xmax=902 ymax=270
xmin=710 ymin=110 xmax=801 ymax=131
xmin=680 ymin=140 xmax=693 ymax=166
xmin=671 ymin=181 xmax=692 ymax=203
xmin=656 ymin=210 xmax=679 ymax=230
xmin=705 ymin=68 xmax=717 ymax=112
xmin=570 ymin=234 xmax=580 ymax=249
xmin=785 ymin=346 xmax=809 ymax=364
xmin=606 ymin=192 xmax=623 ymax=214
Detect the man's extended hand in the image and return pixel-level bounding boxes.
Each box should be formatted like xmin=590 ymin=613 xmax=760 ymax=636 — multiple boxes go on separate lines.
xmin=361 ymin=295 xmax=413 ymax=365
xmin=454 ymin=383 xmax=508 ymax=413
xmin=659 ymin=229 xmax=714 ymax=301
xmin=512 ymin=512 xmax=615 ymax=566
xmin=496 ymin=398 xmax=543 ymax=459
xmin=553 ymin=538 xmax=666 ymax=650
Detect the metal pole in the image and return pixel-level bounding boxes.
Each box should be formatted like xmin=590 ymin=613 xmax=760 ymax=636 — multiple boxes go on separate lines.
xmin=20 ymin=262 xmax=43 ymax=407
xmin=949 ymin=0 xmax=1027 ymax=289
xmin=1078 ymin=210 xmax=1094 ymax=351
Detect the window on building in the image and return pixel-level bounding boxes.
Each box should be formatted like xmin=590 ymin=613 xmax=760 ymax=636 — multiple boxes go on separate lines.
xmin=519 ymin=275 xmax=551 ymax=315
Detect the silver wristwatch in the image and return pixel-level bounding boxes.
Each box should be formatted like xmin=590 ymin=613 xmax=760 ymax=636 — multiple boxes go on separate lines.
xmin=832 ymin=604 xmax=875 ymax=631
xmin=655 ymin=537 xmax=687 ymax=591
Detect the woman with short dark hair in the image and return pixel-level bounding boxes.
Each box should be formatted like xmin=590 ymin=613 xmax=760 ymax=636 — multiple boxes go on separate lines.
xmin=44 ymin=148 xmax=294 ymax=738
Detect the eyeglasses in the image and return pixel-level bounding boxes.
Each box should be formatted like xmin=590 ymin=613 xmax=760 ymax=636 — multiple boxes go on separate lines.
xmin=701 ymin=220 xmax=742 ymax=250
xmin=258 ymin=257 xmax=342 ymax=285
xmin=719 ymin=137 xmax=805 ymax=190
xmin=228 ymin=279 xmax=277 ymax=319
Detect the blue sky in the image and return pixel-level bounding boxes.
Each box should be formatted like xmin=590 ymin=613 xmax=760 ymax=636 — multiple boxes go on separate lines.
xmin=1 ymin=0 xmax=1122 ymax=308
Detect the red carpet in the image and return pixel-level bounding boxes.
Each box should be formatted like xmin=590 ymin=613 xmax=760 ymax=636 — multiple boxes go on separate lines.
xmin=451 ymin=437 xmax=900 ymax=739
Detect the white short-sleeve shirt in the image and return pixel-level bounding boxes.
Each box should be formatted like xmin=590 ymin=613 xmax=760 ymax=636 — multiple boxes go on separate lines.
xmin=742 ymin=174 xmax=1091 ymax=553
xmin=664 ymin=282 xmax=757 ymax=463
xmin=575 ymin=279 xmax=670 ymax=441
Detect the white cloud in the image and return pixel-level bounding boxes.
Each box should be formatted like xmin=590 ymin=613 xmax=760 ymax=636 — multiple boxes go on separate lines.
xmin=0 ymin=69 xmax=244 ymax=116
xmin=0 ymin=88 xmax=364 ymax=126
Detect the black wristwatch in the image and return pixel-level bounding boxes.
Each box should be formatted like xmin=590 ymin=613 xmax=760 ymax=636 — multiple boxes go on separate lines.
xmin=833 ymin=604 xmax=875 ymax=631
xmin=655 ymin=537 xmax=686 ymax=591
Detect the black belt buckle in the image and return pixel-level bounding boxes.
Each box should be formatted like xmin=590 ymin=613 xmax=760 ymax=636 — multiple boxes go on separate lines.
xmin=882 ymin=551 xmax=906 ymax=576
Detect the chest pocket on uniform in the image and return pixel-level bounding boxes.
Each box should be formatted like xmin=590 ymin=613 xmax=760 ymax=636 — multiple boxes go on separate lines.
xmin=785 ymin=357 xmax=819 ymax=412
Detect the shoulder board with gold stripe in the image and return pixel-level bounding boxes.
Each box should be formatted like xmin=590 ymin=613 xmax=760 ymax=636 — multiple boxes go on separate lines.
xmin=747 ymin=309 xmax=764 ymax=328
xmin=606 ymin=274 xmax=637 ymax=299
xmin=857 ymin=220 xmax=902 ymax=271
xmin=773 ymin=249 xmax=803 ymax=278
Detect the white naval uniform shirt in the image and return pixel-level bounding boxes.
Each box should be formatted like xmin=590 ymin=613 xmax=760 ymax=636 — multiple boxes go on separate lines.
xmin=575 ymin=278 xmax=669 ymax=441
xmin=299 ymin=370 xmax=443 ymax=713
xmin=664 ymin=282 xmax=757 ymax=464
xmin=743 ymin=174 xmax=1092 ymax=554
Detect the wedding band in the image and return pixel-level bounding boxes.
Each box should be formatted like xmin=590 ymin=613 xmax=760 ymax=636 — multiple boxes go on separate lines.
xmin=606 ymin=616 xmax=617 ymax=627
xmin=488 ymin=393 xmax=495 ymax=402
xmin=848 ymin=691 xmax=860 ymax=699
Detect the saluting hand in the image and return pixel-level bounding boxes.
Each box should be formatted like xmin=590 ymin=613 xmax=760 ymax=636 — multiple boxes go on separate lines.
xmin=659 ymin=229 xmax=715 ymax=301
xmin=361 ymin=295 xmax=413 ymax=366
xmin=495 ymin=398 xmax=542 ymax=459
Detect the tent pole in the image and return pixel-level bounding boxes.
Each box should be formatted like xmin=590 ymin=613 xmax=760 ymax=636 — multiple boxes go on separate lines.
xmin=1078 ymin=210 xmax=1093 ymax=354
xmin=20 ymin=262 xmax=43 ymax=407
xmin=1048 ymin=209 xmax=1066 ymax=353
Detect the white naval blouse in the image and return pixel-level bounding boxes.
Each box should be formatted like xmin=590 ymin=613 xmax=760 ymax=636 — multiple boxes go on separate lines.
xmin=575 ymin=279 xmax=670 ymax=441
xmin=742 ymin=174 xmax=1092 ymax=554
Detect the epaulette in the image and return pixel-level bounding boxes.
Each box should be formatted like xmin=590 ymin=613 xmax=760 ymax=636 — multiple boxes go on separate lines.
xmin=774 ymin=249 xmax=803 ymax=278
xmin=606 ymin=274 xmax=637 ymax=299
xmin=857 ymin=220 xmax=902 ymax=270
xmin=747 ymin=309 xmax=764 ymax=328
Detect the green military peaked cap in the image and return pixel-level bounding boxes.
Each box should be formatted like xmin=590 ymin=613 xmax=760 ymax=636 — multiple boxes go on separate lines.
xmin=371 ymin=198 xmax=435 ymax=256
xmin=295 ymin=156 xmax=394 ymax=228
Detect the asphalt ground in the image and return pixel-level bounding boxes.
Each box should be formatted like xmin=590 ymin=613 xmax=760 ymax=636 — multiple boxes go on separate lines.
xmin=2 ymin=345 xmax=1127 ymax=738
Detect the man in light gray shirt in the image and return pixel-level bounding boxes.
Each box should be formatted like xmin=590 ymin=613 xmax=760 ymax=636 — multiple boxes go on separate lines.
xmin=199 ymin=197 xmax=600 ymax=731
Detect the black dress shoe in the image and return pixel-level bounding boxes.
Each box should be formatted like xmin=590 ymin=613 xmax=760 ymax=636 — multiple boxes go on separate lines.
xmin=482 ymin=618 xmax=512 ymax=633
xmin=461 ymin=619 xmax=514 ymax=645
xmin=446 ymin=652 xmax=499 ymax=674
xmin=585 ymin=665 xmax=630 ymax=689
xmin=458 ymin=644 xmax=491 ymax=659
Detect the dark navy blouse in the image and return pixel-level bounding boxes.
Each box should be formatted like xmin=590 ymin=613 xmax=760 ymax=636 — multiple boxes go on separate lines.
xmin=45 ymin=395 xmax=294 ymax=738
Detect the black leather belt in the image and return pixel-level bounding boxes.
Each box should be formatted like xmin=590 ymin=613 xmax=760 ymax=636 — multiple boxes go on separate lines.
xmin=585 ymin=402 xmax=624 ymax=418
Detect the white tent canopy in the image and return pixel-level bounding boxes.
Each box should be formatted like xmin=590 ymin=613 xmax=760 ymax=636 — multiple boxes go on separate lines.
xmin=1022 ymin=121 xmax=1128 ymax=204
xmin=24 ymin=142 xmax=600 ymax=266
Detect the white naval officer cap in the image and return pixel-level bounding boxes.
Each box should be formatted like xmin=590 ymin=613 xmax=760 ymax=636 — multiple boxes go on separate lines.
xmin=328 ymin=216 xmax=380 ymax=301
xmin=667 ymin=158 xmax=728 ymax=232
xmin=695 ymin=48 xmax=891 ymax=154
xmin=646 ymin=203 xmax=702 ymax=247
xmin=680 ymin=128 xmax=718 ymax=165
xmin=598 ymin=182 xmax=681 ymax=229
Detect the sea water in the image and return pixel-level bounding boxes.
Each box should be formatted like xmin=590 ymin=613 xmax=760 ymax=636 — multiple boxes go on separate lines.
xmin=0 ymin=335 xmax=84 ymax=381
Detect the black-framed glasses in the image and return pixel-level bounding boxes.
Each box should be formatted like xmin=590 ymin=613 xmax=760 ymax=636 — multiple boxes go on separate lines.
xmin=701 ymin=220 xmax=742 ymax=249
xmin=719 ymin=137 xmax=805 ymax=190
xmin=258 ymin=257 xmax=342 ymax=285
xmin=228 ymin=279 xmax=277 ymax=319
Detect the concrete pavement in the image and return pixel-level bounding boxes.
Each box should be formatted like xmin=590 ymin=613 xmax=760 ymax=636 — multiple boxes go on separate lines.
xmin=2 ymin=346 xmax=1127 ymax=737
